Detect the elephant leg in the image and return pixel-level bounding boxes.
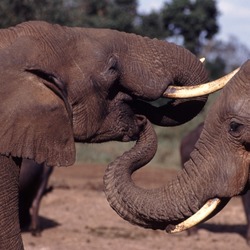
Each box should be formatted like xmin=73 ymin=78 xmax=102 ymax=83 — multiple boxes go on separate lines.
xmin=30 ymin=165 xmax=53 ymax=236
xmin=0 ymin=155 xmax=23 ymax=250
xmin=242 ymin=191 xmax=250 ymax=245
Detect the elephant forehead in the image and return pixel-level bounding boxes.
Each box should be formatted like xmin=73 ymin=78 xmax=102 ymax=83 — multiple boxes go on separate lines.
xmin=225 ymin=97 xmax=250 ymax=118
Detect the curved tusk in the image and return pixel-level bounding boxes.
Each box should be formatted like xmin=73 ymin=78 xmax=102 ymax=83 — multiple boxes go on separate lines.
xmin=163 ymin=68 xmax=240 ymax=99
xmin=166 ymin=198 xmax=221 ymax=234
xmin=200 ymin=57 xmax=205 ymax=63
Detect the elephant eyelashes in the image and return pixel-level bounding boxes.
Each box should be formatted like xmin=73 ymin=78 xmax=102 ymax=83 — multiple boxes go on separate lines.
xmin=229 ymin=121 xmax=243 ymax=136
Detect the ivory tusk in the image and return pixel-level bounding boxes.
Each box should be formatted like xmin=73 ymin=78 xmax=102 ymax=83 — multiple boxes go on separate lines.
xmin=166 ymin=198 xmax=221 ymax=234
xmin=200 ymin=57 xmax=205 ymax=63
xmin=163 ymin=68 xmax=240 ymax=99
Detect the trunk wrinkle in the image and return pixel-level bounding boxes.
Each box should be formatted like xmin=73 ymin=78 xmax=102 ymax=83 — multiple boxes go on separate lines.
xmin=104 ymin=119 xmax=202 ymax=230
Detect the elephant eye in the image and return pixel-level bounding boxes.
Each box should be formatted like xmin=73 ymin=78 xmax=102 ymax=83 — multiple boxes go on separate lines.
xmin=229 ymin=121 xmax=243 ymax=135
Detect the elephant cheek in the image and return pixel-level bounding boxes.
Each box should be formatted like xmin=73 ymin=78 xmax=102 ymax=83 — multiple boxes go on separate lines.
xmin=222 ymin=160 xmax=250 ymax=197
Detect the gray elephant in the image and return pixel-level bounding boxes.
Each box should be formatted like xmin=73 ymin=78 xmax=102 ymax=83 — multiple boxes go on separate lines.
xmin=103 ymin=60 xmax=250 ymax=237
xmin=0 ymin=20 xmax=223 ymax=249
xmin=180 ymin=122 xmax=250 ymax=243
xmin=19 ymin=159 xmax=53 ymax=236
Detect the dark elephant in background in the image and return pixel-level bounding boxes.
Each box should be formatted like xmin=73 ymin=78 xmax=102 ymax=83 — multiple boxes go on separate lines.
xmin=0 ymin=20 xmax=226 ymax=249
xmin=19 ymin=159 xmax=53 ymax=236
xmin=104 ymin=60 xmax=250 ymax=238
xmin=180 ymin=122 xmax=250 ymax=244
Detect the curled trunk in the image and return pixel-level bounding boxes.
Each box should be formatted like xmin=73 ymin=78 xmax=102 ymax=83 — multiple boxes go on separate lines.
xmin=104 ymin=119 xmax=207 ymax=229
xmin=119 ymin=33 xmax=208 ymax=126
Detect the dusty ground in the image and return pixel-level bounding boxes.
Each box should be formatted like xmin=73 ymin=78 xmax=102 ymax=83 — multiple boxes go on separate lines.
xmin=22 ymin=163 xmax=250 ymax=250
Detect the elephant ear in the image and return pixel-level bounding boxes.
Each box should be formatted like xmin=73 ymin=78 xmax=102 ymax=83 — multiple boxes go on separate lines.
xmin=0 ymin=66 xmax=75 ymax=167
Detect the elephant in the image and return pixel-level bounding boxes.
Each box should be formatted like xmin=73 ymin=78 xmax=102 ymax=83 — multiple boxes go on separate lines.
xmin=0 ymin=20 xmax=226 ymax=249
xmin=103 ymin=60 xmax=250 ymax=238
xmin=19 ymin=159 xmax=53 ymax=236
xmin=180 ymin=122 xmax=250 ymax=243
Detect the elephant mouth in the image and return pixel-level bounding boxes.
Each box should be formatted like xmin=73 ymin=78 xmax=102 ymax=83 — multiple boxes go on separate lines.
xmin=166 ymin=197 xmax=230 ymax=233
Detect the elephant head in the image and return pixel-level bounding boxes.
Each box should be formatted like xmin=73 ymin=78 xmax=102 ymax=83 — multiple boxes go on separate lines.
xmin=0 ymin=20 xmax=214 ymax=167
xmin=104 ymin=60 xmax=250 ymax=232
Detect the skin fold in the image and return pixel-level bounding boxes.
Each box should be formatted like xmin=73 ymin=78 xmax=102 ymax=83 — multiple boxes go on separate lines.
xmin=0 ymin=21 xmax=208 ymax=249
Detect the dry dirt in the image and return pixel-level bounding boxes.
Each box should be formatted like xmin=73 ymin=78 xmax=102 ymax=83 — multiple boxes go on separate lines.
xmin=22 ymin=163 xmax=250 ymax=250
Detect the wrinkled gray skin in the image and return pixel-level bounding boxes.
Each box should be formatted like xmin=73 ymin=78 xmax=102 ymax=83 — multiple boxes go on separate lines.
xmin=0 ymin=21 xmax=208 ymax=249
xmin=104 ymin=60 xmax=250 ymax=234
xmin=180 ymin=122 xmax=250 ymax=244
xmin=19 ymin=159 xmax=53 ymax=236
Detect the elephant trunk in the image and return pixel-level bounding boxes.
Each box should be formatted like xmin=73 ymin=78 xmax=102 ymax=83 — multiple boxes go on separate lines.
xmin=119 ymin=33 xmax=208 ymax=126
xmin=104 ymin=118 xmax=208 ymax=230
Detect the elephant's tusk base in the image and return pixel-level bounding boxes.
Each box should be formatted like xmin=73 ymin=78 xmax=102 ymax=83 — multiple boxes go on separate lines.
xmin=166 ymin=198 xmax=221 ymax=234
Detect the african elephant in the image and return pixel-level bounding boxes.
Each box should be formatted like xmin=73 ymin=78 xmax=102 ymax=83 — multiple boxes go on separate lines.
xmin=0 ymin=20 xmax=222 ymax=249
xmin=180 ymin=122 xmax=250 ymax=243
xmin=104 ymin=60 xmax=250 ymax=237
xmin=19 ymin=159 xmax=53 ymax=236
